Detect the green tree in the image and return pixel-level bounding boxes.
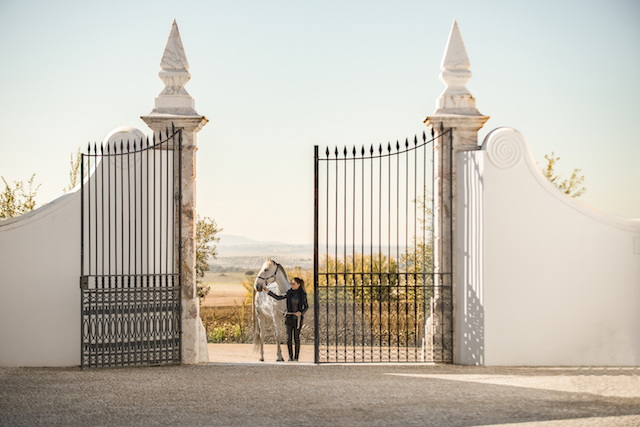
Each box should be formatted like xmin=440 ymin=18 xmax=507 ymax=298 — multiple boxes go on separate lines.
xmin=542 ymin=152 xmax=586 ymax=198
xmin=196 ymin=215 xmax=223 ymax=303
xmin=0 ymin=174 xmax=40 ymax=220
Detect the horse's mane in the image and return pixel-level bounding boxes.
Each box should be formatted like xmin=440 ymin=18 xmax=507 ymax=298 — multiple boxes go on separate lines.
xmin=270 ymin=258 xmax=290 ymax=285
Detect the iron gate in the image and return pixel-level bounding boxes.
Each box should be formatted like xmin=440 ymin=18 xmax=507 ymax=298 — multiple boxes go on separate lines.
xmin=80 ymin=127 xmax=182 ymax=369
xmin=313 ymin=127 xmax=453 ymax=363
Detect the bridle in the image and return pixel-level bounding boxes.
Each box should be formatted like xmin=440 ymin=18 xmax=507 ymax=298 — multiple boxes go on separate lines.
xmin=256 ymin=261 xmax=282 ymax=287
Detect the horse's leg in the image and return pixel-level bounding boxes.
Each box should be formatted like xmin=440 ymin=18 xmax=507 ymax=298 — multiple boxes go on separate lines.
xmin=258 ymin=313 xmax=265 ymax=362
xmin=273 ymin=316 xmax=284 ymax=361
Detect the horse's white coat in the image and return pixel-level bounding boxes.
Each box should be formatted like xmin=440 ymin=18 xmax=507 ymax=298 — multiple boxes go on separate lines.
xmin=253 ymin=258 xmax=291 ymax=361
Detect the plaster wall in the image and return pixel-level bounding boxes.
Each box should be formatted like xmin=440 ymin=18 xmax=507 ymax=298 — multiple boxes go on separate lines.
xmin=0 ymin=192 xmax=81 ymax=366
xmin=457 ymin=127 xmax=640 ymax=366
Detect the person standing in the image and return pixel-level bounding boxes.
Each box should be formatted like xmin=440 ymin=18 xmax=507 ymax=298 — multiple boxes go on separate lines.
xmin=263 ymin=277 xmax=308 ymax=361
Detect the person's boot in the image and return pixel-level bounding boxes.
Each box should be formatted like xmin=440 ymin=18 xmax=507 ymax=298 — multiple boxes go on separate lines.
xmin=287 ymin=342 xmax=294 ymax=361
xmin=294 ymin=342 xmax=300 ymax=361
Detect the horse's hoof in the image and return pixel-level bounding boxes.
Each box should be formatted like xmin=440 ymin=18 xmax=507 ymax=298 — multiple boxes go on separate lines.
xmin=276 ymin=358 xmax=284 ymax=362
xmin=259 ymin=358 xmax=264 ymax=362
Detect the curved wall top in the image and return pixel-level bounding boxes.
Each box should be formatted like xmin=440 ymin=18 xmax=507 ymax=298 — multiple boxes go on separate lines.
xmin=483 ymin=127 xmax=640 ymax=231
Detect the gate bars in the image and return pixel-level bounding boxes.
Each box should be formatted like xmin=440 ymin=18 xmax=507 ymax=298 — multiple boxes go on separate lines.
xmin=80 ymin=127 xmax=182 ymax=369
xmin=313 ymin=126 xmax=453 ymax=363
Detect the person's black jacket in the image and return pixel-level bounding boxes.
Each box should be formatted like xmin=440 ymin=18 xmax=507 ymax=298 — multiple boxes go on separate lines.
xmin=267 ymin=288 xmax=308 ymax=317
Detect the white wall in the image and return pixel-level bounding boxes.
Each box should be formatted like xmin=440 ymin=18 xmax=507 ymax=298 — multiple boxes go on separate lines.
xmin=456 ymin=127 xmax=640 ymax=366
xmin=0 ymin=192 xmax=81 ymax=367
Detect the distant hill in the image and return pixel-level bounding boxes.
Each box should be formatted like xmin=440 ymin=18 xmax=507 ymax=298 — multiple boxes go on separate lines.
xmin=217 ymin=234 xmax=312 ymax=256
xmin=213 ymin=234 xmax=313 ymax=271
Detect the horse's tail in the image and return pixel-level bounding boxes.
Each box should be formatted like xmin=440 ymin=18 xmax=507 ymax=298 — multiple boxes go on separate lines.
xmin=252 ymin=291 xmax=261 ymax=353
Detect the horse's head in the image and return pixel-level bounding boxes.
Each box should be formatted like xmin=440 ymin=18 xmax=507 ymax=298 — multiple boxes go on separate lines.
xmin=254 ymin=257 xmax=278 ymax=291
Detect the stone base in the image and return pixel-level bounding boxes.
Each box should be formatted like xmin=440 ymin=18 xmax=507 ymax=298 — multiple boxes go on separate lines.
xmin=182 ymin=298 xmax=209 ymax=364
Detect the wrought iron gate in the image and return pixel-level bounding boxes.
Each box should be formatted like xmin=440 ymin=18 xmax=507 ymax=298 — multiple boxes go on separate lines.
xmin=80 ymin=127 xmax=182 ymax=369
xmin=313 ymin=127 xmax=453 ymax=363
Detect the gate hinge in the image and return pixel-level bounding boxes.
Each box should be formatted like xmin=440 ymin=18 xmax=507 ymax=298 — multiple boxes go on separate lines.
xmin=80 ymin=276 xmax=88 ymax=290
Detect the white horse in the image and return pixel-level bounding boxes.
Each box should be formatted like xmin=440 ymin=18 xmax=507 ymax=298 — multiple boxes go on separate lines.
xmin=253 ymin=258 xmax=291 ymax=361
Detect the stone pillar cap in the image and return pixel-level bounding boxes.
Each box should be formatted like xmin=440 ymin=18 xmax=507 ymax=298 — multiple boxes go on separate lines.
xmin=426 ymin=19 xmax=488 ymax=121
xmin=148 ymin=20 xmax=199 ymax=116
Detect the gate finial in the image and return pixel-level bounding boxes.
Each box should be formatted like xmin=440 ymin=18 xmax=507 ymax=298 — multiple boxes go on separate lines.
xmin=431 ymin=19 xmax=483 ymax=117
xmin=150 ymin=20 xmax=198 ymax=115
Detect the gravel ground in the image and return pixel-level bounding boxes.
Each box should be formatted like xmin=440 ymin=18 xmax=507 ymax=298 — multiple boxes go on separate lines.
xmin=1 ymin=347 xmax=639 ymax=426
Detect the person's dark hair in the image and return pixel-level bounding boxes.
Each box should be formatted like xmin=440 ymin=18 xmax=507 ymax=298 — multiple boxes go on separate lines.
xmin=292 ymin=277 xmax=306 ymax=293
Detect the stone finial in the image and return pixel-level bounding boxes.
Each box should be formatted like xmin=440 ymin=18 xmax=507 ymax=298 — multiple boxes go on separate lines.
xmin=432 ymin=19 xmax=482 ymax=116
xmin=150 ymin=20 xmax=197 ymax=115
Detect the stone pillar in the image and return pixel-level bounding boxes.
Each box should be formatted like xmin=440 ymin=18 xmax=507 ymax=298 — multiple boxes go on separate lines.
xmin=423 ymin=20 xmax=489 ymax=363
xmin=141 ymin=20 xmax=209 ymax=364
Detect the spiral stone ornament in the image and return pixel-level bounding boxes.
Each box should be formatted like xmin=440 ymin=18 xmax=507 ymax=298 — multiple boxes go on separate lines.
xmin=485 ymin=128 xmax=524 ymax=170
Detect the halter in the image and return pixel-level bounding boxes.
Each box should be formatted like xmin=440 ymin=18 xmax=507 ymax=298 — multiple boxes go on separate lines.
xmin=256 ymin=261 xmax=282 ymax=286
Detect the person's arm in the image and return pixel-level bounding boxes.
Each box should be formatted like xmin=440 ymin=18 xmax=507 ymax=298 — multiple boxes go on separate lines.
xmin=265 ymin=290 xmax=286 ymax=300
xmin=299 ymin=293 xmax=309 ymax=315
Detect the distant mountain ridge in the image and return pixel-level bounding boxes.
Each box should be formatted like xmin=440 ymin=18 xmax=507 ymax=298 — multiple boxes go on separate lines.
xmin=217 ymin=234 xmax=312 ymax=256
xmin=218 ymin=234 xmax=286 ymax=247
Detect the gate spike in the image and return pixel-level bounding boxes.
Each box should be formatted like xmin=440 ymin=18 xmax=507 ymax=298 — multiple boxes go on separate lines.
xmin=325 ymin=147 xmax=330 ymax=157
xmin=370 ymin=145 xmax=374 ymax=156
xmin=423 ymin=131 xmax=427 ymax=142
xmin=127 ymin=141 xmax=130 ymax=152
xmin=334 ymin=147 xmax=338 ymax=157
xmin=94 ymin=143 xmax=98 ymax=154
xmin=87 ymin=142 xmax=91 ymax=154
xmin=387 ymin=142 xmax=391 ymax=153
xmin=414 ymin=135 xmax=418 ymax=146
xmin=440 ymin=122 xmax=444 ymax=133
xmin=147 ymin=136 xmax=151 ymax=148
xmin=361 ymin=145 xmax=365 ymax=156
xmin=343 ymin=146 xmax=347 ymax=157
xmin=396 ymin=140 xmax=400 ymax=151
xmin=352 ymin=146 xmax=356 ymax=157
xmin=113 ymin=142 xmax=117 ymax=154
xmin=378 ymin=144 xmax=382 ymax=155
xmin=107 ymin=143 xmax=110 ymax=154
xmin=120 ymin=140 xmax=124 ymax=152
xmin=133 ymin=140 xmax=137 ymax=151
xmin=405 ymin=138 xmax=409 ymax=149
xmin=430 ymin=127 xmax=435 ymax=139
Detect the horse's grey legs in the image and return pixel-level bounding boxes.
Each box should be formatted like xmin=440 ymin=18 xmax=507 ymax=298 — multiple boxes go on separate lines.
xmin=258 ymin=314 xmax=265 ymax=362
xmin=273 ymin=318 xmax=284 ymax=361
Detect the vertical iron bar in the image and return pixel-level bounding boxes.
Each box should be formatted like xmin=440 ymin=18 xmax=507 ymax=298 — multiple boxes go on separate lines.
xmin=449 ymin=128 xmax=454 ymax=362
xmin=80 ymin=152 xmax=85 ymax=369
xmin=378 ymin=144 xmax=382 ymax=361
xmin=343 ymin=147 xmax=347 ymax=361
xmin=325 ymin=149 xmax=329 ymax=362
xmin=370 ymin=146 xmax=373 ymax=362
xmin=334 ymin=147 xmax=338 ymax=361
xmin=314 ymin=145 xmax=319 ymax=364
xmin=388 ymin=143 xmax=391 ymax=361
xmin=178 ymin=128 xmax=183 ymax=363
xmin=352 ymin=146 xmax=356 ymax=362
xmin=361 ymin=146 xmax=365 ymax=361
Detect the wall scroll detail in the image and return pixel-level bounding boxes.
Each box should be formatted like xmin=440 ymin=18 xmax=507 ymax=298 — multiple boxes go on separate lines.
xmin=484 ymin=128 xmax=524 ymax=170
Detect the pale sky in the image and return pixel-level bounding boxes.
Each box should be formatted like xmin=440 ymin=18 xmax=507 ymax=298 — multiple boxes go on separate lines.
xmin=1 ymin=0 xmax=638 ymax=244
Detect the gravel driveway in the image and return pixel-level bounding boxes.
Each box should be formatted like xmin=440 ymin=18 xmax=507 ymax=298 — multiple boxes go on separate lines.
xmin=1 ymin=352 xmax=639 ymax=426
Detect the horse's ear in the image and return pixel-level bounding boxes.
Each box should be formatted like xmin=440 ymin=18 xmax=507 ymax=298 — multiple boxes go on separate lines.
xmin=266 ymin=256 xmax=272 ymax=262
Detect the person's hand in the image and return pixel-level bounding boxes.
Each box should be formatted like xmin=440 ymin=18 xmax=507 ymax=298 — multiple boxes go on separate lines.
xmin=295 ymin=311 xmax=301 ymax=317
